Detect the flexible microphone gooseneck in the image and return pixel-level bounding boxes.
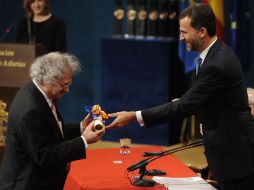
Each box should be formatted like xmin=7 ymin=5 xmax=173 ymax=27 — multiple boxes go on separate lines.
xmin=0 ymin=19 xmax=18 ymax=42
xmin=127 ymin=140 xmax=204 ymax=187
xmin=127 ymin=140 xmax=203 ymax=172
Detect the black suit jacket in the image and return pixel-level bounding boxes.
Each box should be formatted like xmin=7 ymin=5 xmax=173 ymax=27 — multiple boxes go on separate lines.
xmin=141 ymin=39 xmax=254 ymax=182
xmin=0 ymin=82 xmax=85 ymax=190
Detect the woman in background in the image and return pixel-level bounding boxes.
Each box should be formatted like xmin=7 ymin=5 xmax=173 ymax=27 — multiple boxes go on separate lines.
xmin=16 ymin=0 xmax=66 ymax=52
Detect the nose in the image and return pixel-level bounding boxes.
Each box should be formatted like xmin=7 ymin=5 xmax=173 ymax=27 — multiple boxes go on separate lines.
xmin=34 ymin=0 xmax=40 ymax=6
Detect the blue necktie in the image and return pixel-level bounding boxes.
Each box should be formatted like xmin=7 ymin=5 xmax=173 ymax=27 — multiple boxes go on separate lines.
xmin=196 ymin=57 xmax=202 ymax=76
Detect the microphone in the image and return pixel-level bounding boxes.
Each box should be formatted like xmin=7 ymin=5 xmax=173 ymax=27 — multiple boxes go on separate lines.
xmin=128 ymin=159 xmax=150 ymax=172
xmin=143 ymin=151 xmax=164 ymax=157
xmin=143 ymin=139 xmax=204 ymax=157
xmin=145 ymin=169 xmax=166 ymax=176
xmin=126 ymin=157 xmax=151 ymax=171
xmin=127 ymin=140 xmax=204 ymax=187
xmin=0 ymin=19 xmax=18 ymax=42
xmin=127 ymin=140 xmax=203 ymax=172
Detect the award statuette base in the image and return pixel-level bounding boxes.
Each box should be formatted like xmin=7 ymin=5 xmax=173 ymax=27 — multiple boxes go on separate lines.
xmin=93 ymin=116 xmax=105 ymax=132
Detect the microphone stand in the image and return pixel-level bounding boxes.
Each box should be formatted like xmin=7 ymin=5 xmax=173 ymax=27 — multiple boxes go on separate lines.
xmin=0 ymin=19 xmax=18 ymax=42
xmin=127 ymin=140 xmax=204 ymax=187
xmin=133 ymin=163 xmax=156 ymax=186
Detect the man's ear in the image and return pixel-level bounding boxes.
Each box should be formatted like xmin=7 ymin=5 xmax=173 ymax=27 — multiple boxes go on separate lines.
xmin=199 ymin=27 xmax=207 ymax=38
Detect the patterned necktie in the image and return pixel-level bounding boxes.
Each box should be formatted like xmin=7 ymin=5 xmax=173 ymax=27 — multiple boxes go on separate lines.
xmin=51 ymin=103 xmax=64 ymax=137
xmin=51 ymin=103 xmax=69 ymax=171
xmin=51 ymin=103 xmax=58 ymax=121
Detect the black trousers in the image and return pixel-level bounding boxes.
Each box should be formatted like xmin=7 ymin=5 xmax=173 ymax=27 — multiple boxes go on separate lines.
xmin=220 ymin=173 xmax=254 ymax=190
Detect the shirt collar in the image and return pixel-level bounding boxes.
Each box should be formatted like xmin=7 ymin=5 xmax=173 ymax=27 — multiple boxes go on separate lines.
xmin=200 ymin=37 xmax=217 ymax=62
xmin=33 ymin=79 xmax=53 ymax=108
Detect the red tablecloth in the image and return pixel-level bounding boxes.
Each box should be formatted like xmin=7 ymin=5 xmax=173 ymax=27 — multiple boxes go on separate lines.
xmin=64 ymin=146 xmax=196 ymax=190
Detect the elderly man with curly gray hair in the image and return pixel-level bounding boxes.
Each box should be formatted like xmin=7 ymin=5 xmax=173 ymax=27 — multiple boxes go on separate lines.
xmin=0 ymin=52 xmax=105 ymax=190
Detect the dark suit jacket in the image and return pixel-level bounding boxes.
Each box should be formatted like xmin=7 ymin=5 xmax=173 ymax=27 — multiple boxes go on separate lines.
xmin=0 ymin=82 xmax=85 ymax=190
xmin=141 ymin=39 xmax=254 ymax=182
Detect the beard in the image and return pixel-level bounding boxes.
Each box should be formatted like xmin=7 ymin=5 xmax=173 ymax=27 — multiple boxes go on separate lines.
xmin=186 ymin=38 xmax=202 ymax=51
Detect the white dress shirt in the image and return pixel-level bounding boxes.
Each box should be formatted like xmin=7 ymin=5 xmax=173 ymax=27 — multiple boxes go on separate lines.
xmin=33 ymin=79 xmax=88 ymax=148
xmin=136 ymin=38 xmax=218 ymax=127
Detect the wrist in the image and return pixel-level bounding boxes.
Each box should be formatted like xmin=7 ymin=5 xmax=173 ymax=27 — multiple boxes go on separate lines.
xmin=130 ymin=111 xmax=137 ymax=122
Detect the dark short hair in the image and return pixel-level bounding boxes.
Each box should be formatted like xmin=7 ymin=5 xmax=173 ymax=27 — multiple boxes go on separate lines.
xmin=179 ymin=3 xmax=216 ymax=37
xmin=23 ymin=0 xmax=50 ymax=18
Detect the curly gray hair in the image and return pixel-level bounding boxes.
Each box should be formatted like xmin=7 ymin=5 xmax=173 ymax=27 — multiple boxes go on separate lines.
xmin=30 ymin=52 xmax=81 ymax=84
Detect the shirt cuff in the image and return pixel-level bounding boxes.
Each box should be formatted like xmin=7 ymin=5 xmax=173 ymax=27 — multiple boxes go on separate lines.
xmin=81 ymin=135 xmax=88 ymax=148
xmin=136 ymin=111 xmax=145 ymax=127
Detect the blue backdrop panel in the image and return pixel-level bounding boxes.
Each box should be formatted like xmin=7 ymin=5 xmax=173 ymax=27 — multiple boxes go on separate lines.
xmin=100 ymin=38 xmax=180 ymax=146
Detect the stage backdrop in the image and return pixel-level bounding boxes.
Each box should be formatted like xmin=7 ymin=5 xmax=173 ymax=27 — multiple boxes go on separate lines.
xmin=100 ymin=38 xmax=185 ymax=145
xmin=1 ymin=0 xmax=254 ymax=145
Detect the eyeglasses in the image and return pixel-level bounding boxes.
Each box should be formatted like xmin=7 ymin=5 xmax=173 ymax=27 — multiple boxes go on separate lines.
xmin=56 ymin=80 xmax=72 ymax=88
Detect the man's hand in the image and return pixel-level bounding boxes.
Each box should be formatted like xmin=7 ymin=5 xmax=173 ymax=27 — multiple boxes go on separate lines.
xmin=247 ymin=88 xmax=254 ymax=117
xmin=82 ymin=121 xmax=105 ymax=144
xmin=247 ymin=88 xmax=254 ymax=105
xmin=81 ymin=114 xmax=92 ymax=130
xmin=106 ymin=111 xmax=136 ymax=129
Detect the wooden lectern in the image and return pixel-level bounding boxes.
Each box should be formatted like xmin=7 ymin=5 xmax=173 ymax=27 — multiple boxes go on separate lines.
xmin=0 ymin=43 xmax=46 ymax=162
xmin=0 ymin=43 xmax=46 ymax=107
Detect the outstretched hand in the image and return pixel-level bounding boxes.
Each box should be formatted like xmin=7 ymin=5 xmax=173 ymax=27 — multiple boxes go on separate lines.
xmin=106 ymin=111 xmax=137 ymax=129
xmin=247 ymin=88 xmax=254 ymax=117
xmin=247 ymin=88 xmax=254 ymax=105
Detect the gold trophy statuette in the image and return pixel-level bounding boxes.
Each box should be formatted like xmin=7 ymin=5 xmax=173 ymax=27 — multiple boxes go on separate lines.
xmin=89 ymin=105 xmax=109 ymax=133
xmin=114 ymin=9 xmax=125 ymax=20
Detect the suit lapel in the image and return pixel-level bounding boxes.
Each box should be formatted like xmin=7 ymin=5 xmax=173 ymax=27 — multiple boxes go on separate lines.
xmin=203 ymin=39 xmax=222 ymax=63
xmin=196 ymin=39 xmax=222 ymax=78
xmin=31 ymin=82 xmax=65 ymax=142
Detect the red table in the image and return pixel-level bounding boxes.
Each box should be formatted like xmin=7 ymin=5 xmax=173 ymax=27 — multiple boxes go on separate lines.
xmin=64 ymin=146 xmax=196 ymax=190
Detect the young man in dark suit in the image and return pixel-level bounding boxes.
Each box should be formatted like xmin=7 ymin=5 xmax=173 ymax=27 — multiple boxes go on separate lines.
xmin=0 ymin=52 xmax=105 ymax=190
xmin=106 ymin=3 xmax=254 ymax=190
